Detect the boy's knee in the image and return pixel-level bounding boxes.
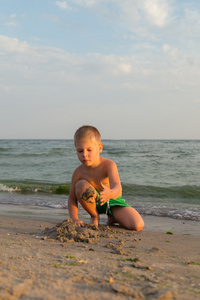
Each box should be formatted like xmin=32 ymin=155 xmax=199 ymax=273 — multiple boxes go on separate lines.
xmin=75 ymin=179 xmax=94 ymax=200
xmin=125 ymin=217 xmax=144 ymax=231
xmin=75 ymin=180 xmax=91 ymax=197
xmin=133 ymin=220 xmax=144 ymax=231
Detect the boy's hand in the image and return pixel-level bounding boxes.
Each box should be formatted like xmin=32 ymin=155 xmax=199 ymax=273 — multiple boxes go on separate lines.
xmin=73 ymin=219 xmax=84 ymax=227
xmin=99 ymin=182 xmax=112 ymax=206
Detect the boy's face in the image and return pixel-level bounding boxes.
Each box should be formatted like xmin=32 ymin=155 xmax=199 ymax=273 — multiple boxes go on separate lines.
xmin=75 ymin=138 xmax=103 ymax=167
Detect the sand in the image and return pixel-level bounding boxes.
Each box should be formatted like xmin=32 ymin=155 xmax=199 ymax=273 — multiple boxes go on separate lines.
xmin=0 ymin=207 xmax=200 ymax=299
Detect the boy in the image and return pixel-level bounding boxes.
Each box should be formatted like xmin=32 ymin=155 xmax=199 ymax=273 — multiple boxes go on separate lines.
xmin=68 ymin=125 xmax=144 ymax=231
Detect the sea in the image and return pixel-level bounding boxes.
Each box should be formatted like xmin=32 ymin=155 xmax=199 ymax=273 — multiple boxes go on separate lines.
xmin=0 ymin=139 xmax=200 ymax=221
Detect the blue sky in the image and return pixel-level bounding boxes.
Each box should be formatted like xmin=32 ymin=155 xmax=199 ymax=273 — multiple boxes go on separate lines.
xmin=1 ymin=0 xmax=200 ymax=139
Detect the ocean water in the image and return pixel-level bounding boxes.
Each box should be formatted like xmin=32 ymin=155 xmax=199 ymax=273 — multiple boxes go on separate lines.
xmin=0 ymin=139 xmax=200 ymax=221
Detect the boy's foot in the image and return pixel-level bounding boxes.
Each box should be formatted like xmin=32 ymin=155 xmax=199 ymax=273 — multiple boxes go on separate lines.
xmin=89 ymin=216 xmax=99 ymax=226
xmin=107 ymin=215 xmax=118 ymax=226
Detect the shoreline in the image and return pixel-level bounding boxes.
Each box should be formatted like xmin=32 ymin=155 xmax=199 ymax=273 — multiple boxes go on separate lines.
xmin=0 ymin=206 xmax=200 ymax=299
xmin=1 ymin=203 xmax=200 ymax=236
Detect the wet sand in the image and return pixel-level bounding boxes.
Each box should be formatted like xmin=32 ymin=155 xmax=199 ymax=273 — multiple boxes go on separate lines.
xmin=0 ymin=206 xmax=200 ymax=299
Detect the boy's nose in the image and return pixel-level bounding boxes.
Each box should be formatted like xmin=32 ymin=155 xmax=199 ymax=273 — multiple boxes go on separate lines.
xmin=83 ymin=151 xmax=87 ymax=157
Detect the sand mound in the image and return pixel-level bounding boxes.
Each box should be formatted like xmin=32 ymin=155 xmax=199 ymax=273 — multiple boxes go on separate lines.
xmin=40 ymin=219 xmax=113 ymax=243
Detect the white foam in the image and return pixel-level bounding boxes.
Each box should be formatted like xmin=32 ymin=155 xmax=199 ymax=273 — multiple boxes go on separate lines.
xmin=0 ymin=184 xmax=21 ymax=192
xmin=134 ymin=204 xmax=200 ymax=221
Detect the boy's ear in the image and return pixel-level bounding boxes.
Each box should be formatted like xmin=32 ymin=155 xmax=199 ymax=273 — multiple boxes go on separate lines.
xmin=99 ymin=143 xmax=103 ymax=153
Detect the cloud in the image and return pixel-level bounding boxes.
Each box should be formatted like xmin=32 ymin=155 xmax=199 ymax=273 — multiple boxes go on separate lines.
xmin=118 ymin=63 xmax=132 ymax=73
xmin=0 ymin=34 xmax=199 ymax=93
xmin=0 ymin=35 xmax=134 ymax=82
xmin=6 ymin=21 xmax=17 ymax=26
xmin=143 ymin=0 xmax=169 ymax=26
xmin=55 ymin=0 xmax=98 ymax=10
xmin=55 ymin=1 xmax=73 ymax=10
xmin=68 ymin=0 xmax=98 ymax=7
xmin=5 ymin=14 xmax=18 ymax=27
xmin=163 ymin=43 xmax=170 ymax=53
xmin=55 ymin=0 xmax=171 ymax=30
xmin=0 ymin=35 xmax=29 ymax=53
xmin=0 ymin=26 xmax=199 ymax=90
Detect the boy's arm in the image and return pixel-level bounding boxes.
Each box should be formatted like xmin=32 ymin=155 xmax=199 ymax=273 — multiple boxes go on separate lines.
xmin=99 ymin=160 xmax=122 ymax=205
xmin=68 ymin=171 xmax=84 ymax=226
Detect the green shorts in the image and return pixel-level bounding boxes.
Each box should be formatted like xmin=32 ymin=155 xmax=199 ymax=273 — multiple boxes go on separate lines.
xmin=95 ymin=191 xmax=130 ymax=217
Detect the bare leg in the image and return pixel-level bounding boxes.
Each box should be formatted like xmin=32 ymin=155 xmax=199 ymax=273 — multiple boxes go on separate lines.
xmin=75 ymin=180 xmax=99 ymax=226
xmin=110 ymin=206 xmax=144 ymax=231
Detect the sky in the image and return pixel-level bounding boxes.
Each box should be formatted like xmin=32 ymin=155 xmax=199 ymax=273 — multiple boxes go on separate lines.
xmin=1 ymin=0 xmax=200 ymax=139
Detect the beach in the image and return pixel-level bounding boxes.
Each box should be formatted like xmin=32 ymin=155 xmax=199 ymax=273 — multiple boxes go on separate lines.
xmin=1 ymin=139 xmax=200 ymax=299
xmin=0 ymin=205 xmax=200 ymax=300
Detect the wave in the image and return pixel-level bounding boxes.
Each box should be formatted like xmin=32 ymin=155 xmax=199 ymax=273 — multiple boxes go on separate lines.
xmin=1 ymin=181 xmax=200 ymax=202
xmin=0 ymin=181 xmax=200 ymax=221
xmin=134 ymin=204 xmax=200 ymax=221
xmin=0 ymin=152 xmax=67 ymax=158
xmin=104 ymin=150 xmax=128 ymax=155
xmin=122 ymin=183 xmax=200 ymax=202
xmin=0 ymin=147 xmax=12 ymax=152
xmin=0 ymin=181 xmax=71 ymax=195
xmin=0 ymin=194 xmax=199 ymax=222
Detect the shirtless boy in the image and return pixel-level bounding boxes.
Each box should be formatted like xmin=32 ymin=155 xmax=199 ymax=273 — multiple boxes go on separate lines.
xmin=68 ymin=125 xmax=144 ymax=231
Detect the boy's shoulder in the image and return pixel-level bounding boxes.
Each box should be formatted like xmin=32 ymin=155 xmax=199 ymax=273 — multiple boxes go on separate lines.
xmin=100 ymin=157 xmax=118 ymax=172
xmin=71 ymin=166 xmax=83 ymax=184
xmin=72 ymin=164 xmax=82 ymax=176
xmin=101 ymin=157 xmax=116 ymax=166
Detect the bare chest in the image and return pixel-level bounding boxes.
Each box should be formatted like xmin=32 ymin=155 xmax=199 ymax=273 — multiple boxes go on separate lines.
xmin=80 ymin=166 xmax=109 ymax=191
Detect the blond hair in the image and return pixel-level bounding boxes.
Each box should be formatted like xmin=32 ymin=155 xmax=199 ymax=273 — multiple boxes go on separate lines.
xmin=74 ymin=125 xmax=101 ymax=145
